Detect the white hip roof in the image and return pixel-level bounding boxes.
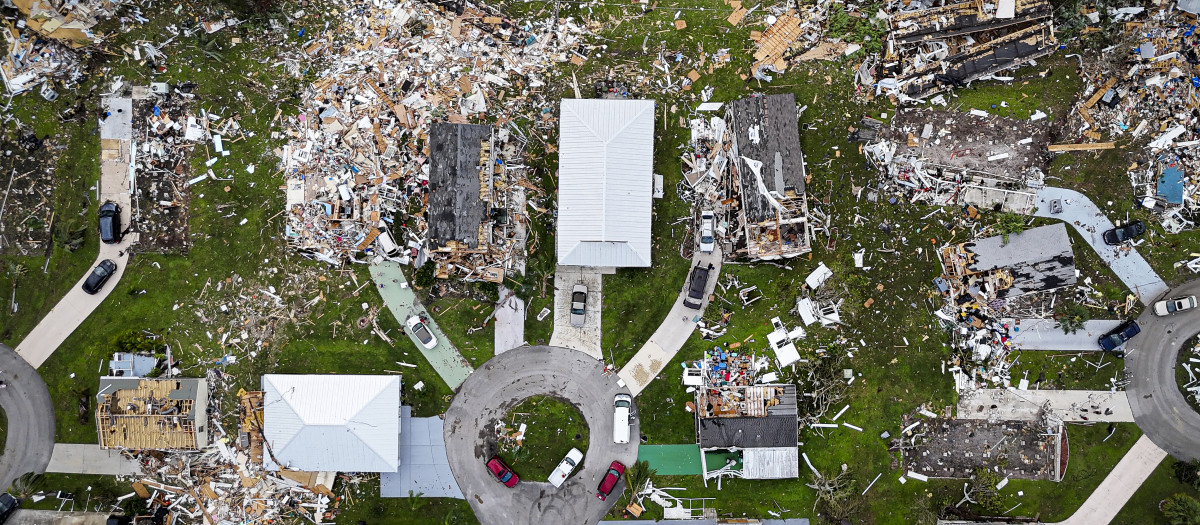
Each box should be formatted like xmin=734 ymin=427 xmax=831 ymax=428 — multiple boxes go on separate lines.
xmin=262 ymin=374 xmax=400 ymax=472
xmin=556 ymin=99 xmax=656 ymax=268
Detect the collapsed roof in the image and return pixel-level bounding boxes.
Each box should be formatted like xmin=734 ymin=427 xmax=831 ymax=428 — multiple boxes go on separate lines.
xmin=427 ymin=123 xmax=494 ymax=250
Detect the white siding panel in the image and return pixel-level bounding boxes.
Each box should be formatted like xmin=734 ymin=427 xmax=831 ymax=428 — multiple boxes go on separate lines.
xmin=557 ymin=99 xmax=655 ymax=267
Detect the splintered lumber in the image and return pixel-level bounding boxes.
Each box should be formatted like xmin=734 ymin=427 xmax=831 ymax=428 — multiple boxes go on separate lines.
xmin=1077 ymin=106 xmax=1095 ymax=126
xmin=753 ymin=14 xmax=803 ymax=64
xmin=365 ymin=80 xmax=406 ymax=124
xmin=1048 ymin=142 xmax=1115 ymax=152
xmin=1085 ymin=78 xmax=1118 ymax=108
xmin=357 ymin=227 xmax=382 ymax=250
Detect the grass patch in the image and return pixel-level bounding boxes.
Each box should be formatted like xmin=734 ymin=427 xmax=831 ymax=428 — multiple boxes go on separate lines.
xmin=1113 ymin=457 xmax=1200 ymax=525
xmin=1006 ymin=349 xmax=1125 ymax=391
xmin=495 ymin=395 xmax=589 ymax=483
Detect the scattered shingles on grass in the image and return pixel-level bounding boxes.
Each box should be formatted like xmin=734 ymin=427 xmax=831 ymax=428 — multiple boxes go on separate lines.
xmin=494 ymin=395 xmax=589 ymax=483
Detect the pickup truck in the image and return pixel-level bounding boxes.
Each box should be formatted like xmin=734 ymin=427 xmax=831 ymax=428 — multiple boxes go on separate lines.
xmin=683 ymin=264 xmax=712 ymax=309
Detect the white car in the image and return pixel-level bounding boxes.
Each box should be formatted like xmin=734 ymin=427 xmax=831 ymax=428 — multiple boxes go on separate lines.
xmin=548 ymin=447 xmax=584 ymax=488
xmin=406 ymin=315 xmax=438 ymax=349
xmin=570 ymin=285 xmax=587 ymax=327
xmin=698 ymin=211 xmax=715 ymax=253
xmin=1153 ymin=295 xmax=1197 ymax=316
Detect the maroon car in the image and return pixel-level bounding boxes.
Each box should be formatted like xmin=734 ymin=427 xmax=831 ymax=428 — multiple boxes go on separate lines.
xmin=487 ymin=456 xmax=519 ymax=488
xmin=595 ymin=460 xmax=626 ymax=500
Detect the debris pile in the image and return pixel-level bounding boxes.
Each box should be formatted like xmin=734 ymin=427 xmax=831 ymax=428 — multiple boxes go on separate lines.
xmin=891 ymin=410 xmax=1065 ymax=481
xmin=1183 ymin=338 xmax=1200 ymax=408
xmin=277 ymin=0 xmax=585 ymax=278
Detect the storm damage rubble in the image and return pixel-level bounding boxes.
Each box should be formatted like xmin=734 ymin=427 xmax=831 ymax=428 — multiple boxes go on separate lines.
xmin=1 ymin=0 xmax=135 ymax=96
xmin=277 ymin=0 xmax=586 ymax=281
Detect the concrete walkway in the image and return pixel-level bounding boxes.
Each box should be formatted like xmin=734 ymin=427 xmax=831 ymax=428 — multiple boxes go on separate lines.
xmin=1049 ymin=435 xmax=1167 ymax=525
xmin=16 ymin=97 xmax=138 ymax=369
xmin=493 ymin=286 xmax=525 ymax=355
xmin=957 ymin=388 xmax=1134 ymax=422
xmin=1033 ymin=187 xmax=1168 ymax=305
xmin=370 ymin=261 xmax=473 ymax=390
xmin=45 ymin=444 xmax=141 ymax=476
xmin=549 ymin=266 xmax=607 ymax=359
xmin=8 ymin=510 xmax=113 ymax=525
xmin=0 ymin=344 xmax=55 ymax=491
xmin=618 ymin=248 xmax=723 ymax=396
xmin=1006 ymin=319 xmax=1123 ymax=351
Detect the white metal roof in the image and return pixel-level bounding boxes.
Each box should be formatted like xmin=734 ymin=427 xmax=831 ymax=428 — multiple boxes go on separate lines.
xmin=262 ymin=374 xmax=400 ymax=472
xmin=742 ymin=447 xmax=799 ymax=479
xmin=556 ymin=99 xmax=656 ymax=267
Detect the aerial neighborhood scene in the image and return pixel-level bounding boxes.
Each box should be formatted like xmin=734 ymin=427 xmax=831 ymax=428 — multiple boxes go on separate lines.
xmin=3 ymin=0 xmax=1200 ymax=523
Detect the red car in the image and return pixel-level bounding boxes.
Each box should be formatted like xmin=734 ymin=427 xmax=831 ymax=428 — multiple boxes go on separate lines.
xmin=595 ymin=460 xmax=626 ymax=500
xmin=487 ymin=456 xmax=519 ymax=488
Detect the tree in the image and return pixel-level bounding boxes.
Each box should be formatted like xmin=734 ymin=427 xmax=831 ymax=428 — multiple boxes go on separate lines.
xmin=1162 ymin=493 xmax=1200 ymax=525
xmin=957 ymin=468 xmax=1006 ymax=513
xmin=624 ymin=460 xmax=657 ymax=503
xmin=1173 ymin=460 xmax=1200 ymax=490
xmin=994 ymin=212 xmax=1026 ymax=245
xmin=1054 ymin=301 xmax=1091 ymax=335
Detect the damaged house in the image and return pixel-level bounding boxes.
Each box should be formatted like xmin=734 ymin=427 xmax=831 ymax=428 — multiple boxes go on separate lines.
xmin=556 ymin=98 xmax=656 ymax=268
xmin=96 ymin=377 xmax=209 ymax=451
xmin=724 ymin=94 xmax=812 ymax=260
xmin=882 ymin=0 xmax=1057 ymax=99
xmin=696 ymin=383 xmax=800 ymax=481
xmin=426 ymin=122 xmax=525 ymax=282
xmin=937 ymin=222 xmax=1076 ymax=307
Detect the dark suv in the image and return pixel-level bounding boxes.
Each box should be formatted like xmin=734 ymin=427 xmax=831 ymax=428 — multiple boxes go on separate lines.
xmin=1101 ymin=220 xmax=1145 ymax=245
xmin=0 ymin=493 xmax=19 ymax=524
xmin=99 ymin=202 xmax=122 ymax=244
xmin=1098 ymin=321 xmax=1140 ymax=355
xmin=682 ymin=264 xmax=712 ymax=309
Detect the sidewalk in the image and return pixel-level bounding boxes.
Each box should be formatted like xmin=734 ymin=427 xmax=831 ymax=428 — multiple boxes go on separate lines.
xmin=618 ymin=248 xmax=722 ymax=396
xmin=45 ymin=444 xmax=141 ymax=475
xmin=1033 ymin=187 xmax=1169 ymax=305
xmin=493 ymin=286 xmax=525 ymax=355
xmin=1050 ymin=435 xmax=1166 ymax=525
xmin=370 ymin=261 xmax=473 ymax=390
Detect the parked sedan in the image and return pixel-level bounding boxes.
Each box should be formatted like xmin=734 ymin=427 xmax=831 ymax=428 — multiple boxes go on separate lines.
xmin=1153 ymin=295 xmax=1197 ymax=316
xmin=406 ymin=316 xmax=438 ymax=350
xmin=0 ymin=493 xmax=19 ymax=524
xmin=1098 ymin=321 xmax=1141 ymax=354
xmin=98 ymin=201 xmax=122 ymax=244
xmin=698 ymin=211 xmax=715 ymax=253
xmin=595 ymin=460 xmax=626 ymax=501
xmin=549 ymin=447 xmax=584 ymax=488
xmin=486 ymin=456 xmax=519 ymax=488
xmin=82 ymin=259 xmax=118 ymax=295
xmin=1102 ymin=220 xmax=1145 ymax=245
xmin=570 ymin=284 xmax=587 ymax=327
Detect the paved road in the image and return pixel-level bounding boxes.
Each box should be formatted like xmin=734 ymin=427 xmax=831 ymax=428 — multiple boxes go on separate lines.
xmin=444 ymin=346 xmax=638 ymax=525
xmin=1033 ymin=187 xmax=1168 ymax=305
xmin=1049 ymin=435 xmax=1166 ymax=525
xmin=618 ymin=248 xmax=722 ymax=395
xmin=371 ymin=261 xmax=473 ymax=389
xmin=0 ymin=343 xmax=55 ymax=491
xmin=45 ymin=444 xmax=140 ymax=475
xmin=1125 ymin=278 xmax=1200 ymax=461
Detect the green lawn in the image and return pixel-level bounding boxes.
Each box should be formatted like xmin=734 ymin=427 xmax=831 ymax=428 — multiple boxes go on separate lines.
xmin=495 ymin=395 xmax=589 ymax=483
xmin=1113 ymin=458 xmax=1200 ymax=525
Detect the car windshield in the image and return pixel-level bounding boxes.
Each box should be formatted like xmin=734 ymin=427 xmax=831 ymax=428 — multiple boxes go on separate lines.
xmin=1105 ymin=334 xmax=1122 ymax=346
xmin=1167 ymin=302 xmax=1178 ymax=313
xmin=499 ymin=471 xmax=512 ymax=482
xmin=615 ymin=399 xmax=630 ymax=408
xmin=414 ymin=324 xmax=432 ymax=343
xmin=563 ymin=458 xmax=576 ymax=468
xmin=94 ymin=265 xmax=110 ymax=278
xmin=701 ymin=235 xmax=713 ymax=243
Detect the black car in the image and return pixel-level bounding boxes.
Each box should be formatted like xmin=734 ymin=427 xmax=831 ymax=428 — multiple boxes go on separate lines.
xmin=0 ymin=493 xmax=19 ymax=524
xmin=83 ymin=259 xmax=118 ymax=295
xmin=98 ymin=201 xmax=122 ymax=244
xmin=1102 ymin=220 xmax=1145 ymax=245
xmin=1098 ymin=321 xmax=1140 ymax=356
xmin=682 ymin=264 xmax=712 ymax=310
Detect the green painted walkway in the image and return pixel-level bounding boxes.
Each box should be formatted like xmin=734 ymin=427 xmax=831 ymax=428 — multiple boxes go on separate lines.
xmin=637 ymin=444 xmax=704 ymax=475
xmin=371 ymin=261 xmax=473 ymax=389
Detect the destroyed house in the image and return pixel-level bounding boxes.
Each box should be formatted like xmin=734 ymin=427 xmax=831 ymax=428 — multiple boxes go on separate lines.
xmin=938 ymin=222 xmax=1075 ymax=301
xmin=262 ymin=374 xmax=400 ymax=473
xmin=725 ymin=94 xmax=811 ymax=260
xmin=885 ymin=0 xmax=1056 ymax=98
xmin=556 ymin=99 xmax=656 ymax=267
xmin=427 ymin=122 xmax=513 ymax=281
xmin=96 ymin=377 xmax=209 ymax=451
xmin=696 ymin=384 xmax=799 ymax=479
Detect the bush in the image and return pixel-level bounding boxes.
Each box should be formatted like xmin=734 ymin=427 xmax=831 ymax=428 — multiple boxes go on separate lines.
xmin=1173 ymin=460 xmax=1200 ymax=490
xmin=414 ymin=263 xmax=436 ymax=288
xmin=1162 ymin=493 xmax=1200 ymax=525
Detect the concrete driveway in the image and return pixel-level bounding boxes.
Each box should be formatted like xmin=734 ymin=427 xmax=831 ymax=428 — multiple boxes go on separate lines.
xmin=1125 ymin=277 xmax=1200 ymax=461
xmin=0 ymin=343 xmax=55 ymax=491
xmin=444 ymin=346 xmax=639 ymax=525
xmin=8 ymin=510 xmax=113 ymax=525
xmin=619 ymin=248 xmax=722 ymax=395
xmin=1033 ymin=187 xmax=1168 ymax=304
xmin=1006 ymin=318 xmax=1123 ymax=351
xmin=549 ymin=266 xmax=606 ymax=359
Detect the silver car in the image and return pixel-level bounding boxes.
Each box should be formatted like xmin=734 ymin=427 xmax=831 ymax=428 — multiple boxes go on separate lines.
xmin=570 ymin=285 xmax=587 ymax=327
xmin=1153 ymin=295 xmax=1197 ymax=316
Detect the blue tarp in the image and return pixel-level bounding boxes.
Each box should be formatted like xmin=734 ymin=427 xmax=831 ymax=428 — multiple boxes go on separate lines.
xmin=1159 ymin=165 xmax=1185 ymax=204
